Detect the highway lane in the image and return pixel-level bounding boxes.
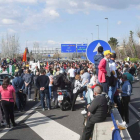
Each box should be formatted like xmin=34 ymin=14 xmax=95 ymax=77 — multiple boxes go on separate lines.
xmin=0 ymin=97 xmax=85 ymax=140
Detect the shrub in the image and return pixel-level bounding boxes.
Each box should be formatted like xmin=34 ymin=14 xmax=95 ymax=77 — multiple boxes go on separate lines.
xmin=124 ymin=57 xmax=140 ymax=63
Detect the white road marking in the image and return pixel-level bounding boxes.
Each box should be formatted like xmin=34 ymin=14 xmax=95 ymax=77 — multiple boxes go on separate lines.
xmin=128 ymin=109 xmax=139 ymax=127
xmin=0 ymin=102 xmax=41 ymax=138
xmin=25 ymin=111 xmax=80 ymax=140
xmin=129 ymin=104 xmax=140 ymax=117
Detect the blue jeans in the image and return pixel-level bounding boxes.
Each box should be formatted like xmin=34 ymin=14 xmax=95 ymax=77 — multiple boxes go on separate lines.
xmin=25 ymin=86 xmax=31 ymax=99
xmin=40 ymin=90 xmax=50 ymax=109
xmin=49 ymin=86 xmax=53 ymax=99
xmin=86 ymin=88 xmax=93 ymax=104
xmin=108 ymin=84 xmax=117 ymax=103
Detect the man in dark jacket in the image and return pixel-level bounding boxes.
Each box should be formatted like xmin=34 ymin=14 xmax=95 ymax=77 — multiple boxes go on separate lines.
xmin=94 ymin=46 xmax=104 ymax=76
xmin=23 ymin=69 xmax=32 ymax=101
xmin=36 ymin=69 xmax=50 ymax=111
xmin=81 ymin=86 xmax=107 ymax=140
xmin=12 ymin=72 xmax=25 ymax=111
xmin=53 ymin=69 xmax=70 ymax=108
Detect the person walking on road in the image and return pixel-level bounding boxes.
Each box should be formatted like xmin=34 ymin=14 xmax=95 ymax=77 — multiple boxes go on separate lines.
xmin=108 ymin=53 xmax=117 ymax=103
xmin=0 ymin=77 xmax=17 ymax=128
xmin=94 ymin=46 xmax=104 ymax=76
xmin=98 ymin=50 xmax=111 ymax=93
xmin=12 ymin=72 xmax=25 ymax=111
xmin=33 ymin=72 xmax=40 ymax=101
xmin=23 ymin=69 xmax=32 ymax=101
xmin=119 ymin=75 xmax=132 ymax=124
xmin=36 ymin=69 xmax=50 ymax=111
xmin=68 ymin=66 xmax=75 ymax=83
xmin=49 ymin=70 xmax=54 ymax=100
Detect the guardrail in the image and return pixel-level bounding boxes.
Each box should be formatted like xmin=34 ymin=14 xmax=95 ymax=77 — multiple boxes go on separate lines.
xmin=111 ymin=112 xmax=122 ymax=140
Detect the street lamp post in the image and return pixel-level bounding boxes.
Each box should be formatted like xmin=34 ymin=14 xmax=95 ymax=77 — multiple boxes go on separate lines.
xmin=105 ymin=18 xmax=108 ymax=42
xmin=26 ymin=40 xmax=28 ymax=48
xmin=96 ymin=25 xmax=99 ymax=39
xmin=86 ymin=38 xmax=88 ymax=45
xmin=91 ymin=33 xmax=93 ymax=42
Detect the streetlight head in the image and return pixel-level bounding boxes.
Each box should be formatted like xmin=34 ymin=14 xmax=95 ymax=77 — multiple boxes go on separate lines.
xmin=96 ymin=25 xmax=99 ymax=26
xmin=105 ymin=18 xmax=108 ymax=19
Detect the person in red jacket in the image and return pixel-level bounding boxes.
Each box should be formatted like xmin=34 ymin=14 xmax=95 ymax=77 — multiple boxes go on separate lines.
xmin=98 ymin=50 xmax=112 ymax=93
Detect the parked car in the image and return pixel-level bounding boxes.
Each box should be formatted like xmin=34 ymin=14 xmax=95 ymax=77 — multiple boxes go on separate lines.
xmin=0 ymin=73 xmax=14 ymax=84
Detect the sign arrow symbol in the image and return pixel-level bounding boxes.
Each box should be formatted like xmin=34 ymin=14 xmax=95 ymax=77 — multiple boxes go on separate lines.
xmin=93 ymin=42 xmax=101 ymax=52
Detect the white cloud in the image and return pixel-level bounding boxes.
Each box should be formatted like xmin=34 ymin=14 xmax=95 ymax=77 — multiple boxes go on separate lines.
xmin=1 ymin=19 xmax=17 ymax=25
xmin=7 ymin=28 xmax=17 ymax=33
xmin=136 ymin=16 xmax=140 ymax=19
xmin=69 ymin=1 xmax=78 ymax=7
xmin=117 ymin=21 xmax=122 ymax=25
xmin=0 ymin=0 xmax=37 ymax=4
xmin=0 ymin=0 xmax=139 ymax=32
xmin=47 ymin=40 xmax=60 ymax=45
xmin=43 ymin=9 xmax=59 ymax=17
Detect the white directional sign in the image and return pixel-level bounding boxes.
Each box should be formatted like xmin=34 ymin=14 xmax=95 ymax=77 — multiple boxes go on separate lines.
xmin=93 ymin=43 xmax=102 ymax=52
xmin=86 ymin=40 xmax=112 ymax=63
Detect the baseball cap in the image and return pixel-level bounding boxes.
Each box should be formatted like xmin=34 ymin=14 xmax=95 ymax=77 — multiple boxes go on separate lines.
xmin=104 ymin=50 xmax=112 ymax=56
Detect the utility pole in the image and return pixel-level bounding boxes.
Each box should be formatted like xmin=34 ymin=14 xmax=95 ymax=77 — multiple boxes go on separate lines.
xmin=91 ymin=33 xmax=93 ymax=42
xmin=123 ymin=39 xmax=127 ymax=56
xmin=105 ymin=18 xmax=108 ymax=42
xmin=96 ymin=25 xmax=99 ymax=39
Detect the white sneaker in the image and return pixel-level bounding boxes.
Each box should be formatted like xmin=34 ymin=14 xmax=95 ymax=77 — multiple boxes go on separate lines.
xmin=28 ymin=99 xmax=33 ymax=101
xmin=42 ymin=108 xmax=45 ymax=111
xmin=81 ymin=109 xmax=87 ymax=115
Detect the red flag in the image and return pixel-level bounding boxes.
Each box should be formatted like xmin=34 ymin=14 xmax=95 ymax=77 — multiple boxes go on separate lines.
xmin=22 ymin=48 xmax=27 ymax=62
xmin=45 ymin=61 xmax=49 ymax=70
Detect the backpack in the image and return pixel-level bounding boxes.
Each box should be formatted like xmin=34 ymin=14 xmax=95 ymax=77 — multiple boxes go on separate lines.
xmin=102 ymin=93 xmax=113 ymax=114
xmin=53 ymin=75 xmax=61 ymax=87
xmin=108 ymin=72 xmax=117 ymax=87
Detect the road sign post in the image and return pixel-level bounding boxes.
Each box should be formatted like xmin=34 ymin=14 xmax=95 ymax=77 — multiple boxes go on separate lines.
xmin=86 ymin=40 xmax=112 ymax=64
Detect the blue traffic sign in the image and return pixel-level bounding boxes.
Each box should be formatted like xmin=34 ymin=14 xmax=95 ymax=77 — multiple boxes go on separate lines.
xmin=86 ymin=40 xmax=112 ymax=63
xmin=77 ymin=44 xmax=87 ymax=53
xmin=81 ymin=56 xmax=86 ymax=60
xmin=61 ymin=44 xmax=76 ymax=53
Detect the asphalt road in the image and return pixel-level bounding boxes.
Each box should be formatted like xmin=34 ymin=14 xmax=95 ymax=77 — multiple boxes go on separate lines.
xmin=0 ymin=81 xmax=140 ymax=140
xmin=0 ymin=93 xmax=85 ymax=140
xmin=127 ymin=80 xmax=140 ymax=140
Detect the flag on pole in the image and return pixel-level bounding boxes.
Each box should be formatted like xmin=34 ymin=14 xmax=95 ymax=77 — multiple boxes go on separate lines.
xmin=37 ymin=61 xmax=40 ymax=69
xmin=45 ymin=61 xmax=49 ymax=70
xmin=22 ymin=48 xmax=27 ymax=62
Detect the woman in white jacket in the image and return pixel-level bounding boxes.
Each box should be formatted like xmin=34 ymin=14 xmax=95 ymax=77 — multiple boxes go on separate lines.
xmin=86 ymin=72 xmax=98 ymax=104
xmin=71 ymin=75 xmax=88 ymax=111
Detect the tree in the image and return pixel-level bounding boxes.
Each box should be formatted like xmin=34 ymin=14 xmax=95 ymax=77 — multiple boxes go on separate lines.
xmin=0 ymin=34 xmax=20 ymax=58
xmin=108 ymin=37 xmax=119 ymax=50
xmin=129 ymin=31 xmax=137 ymax=57
xmin=136 ymin=28 xmax=140 ymax=38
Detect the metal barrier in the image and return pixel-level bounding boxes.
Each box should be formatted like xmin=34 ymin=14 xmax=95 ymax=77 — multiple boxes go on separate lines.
xmin=111 ymin=112 xmax=122 ymax=140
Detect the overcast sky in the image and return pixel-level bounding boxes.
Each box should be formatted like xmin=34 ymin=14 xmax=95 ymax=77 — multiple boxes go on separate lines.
xmin=0 ymin=0 xmax=140 ymax=51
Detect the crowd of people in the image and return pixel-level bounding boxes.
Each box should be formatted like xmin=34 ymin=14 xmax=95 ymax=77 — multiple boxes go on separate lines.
xmin=0 ymin=46 xmax=139 ymax=140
